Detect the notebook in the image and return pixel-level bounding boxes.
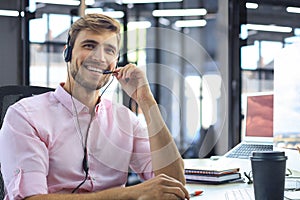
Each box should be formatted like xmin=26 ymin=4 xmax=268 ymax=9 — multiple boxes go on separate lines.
xmin=224 ymin=92 xmax=274 ymax=159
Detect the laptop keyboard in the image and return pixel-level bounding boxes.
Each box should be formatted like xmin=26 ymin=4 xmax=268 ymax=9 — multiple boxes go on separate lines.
xmin=225 ymin=188 xmax=254 ymax=200
xmin=226 ymin=144 xmax=273 ymax=159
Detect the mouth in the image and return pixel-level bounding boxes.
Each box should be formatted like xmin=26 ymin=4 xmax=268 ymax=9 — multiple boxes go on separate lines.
xmin=84 ymin=64 xmax=108 ymax=74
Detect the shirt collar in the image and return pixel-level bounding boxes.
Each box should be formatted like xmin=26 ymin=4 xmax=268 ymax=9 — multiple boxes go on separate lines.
xmin=54 ymin=83 xmax=106 ymax=115
xmin=54 ymin=83 xmax=89 ymax=115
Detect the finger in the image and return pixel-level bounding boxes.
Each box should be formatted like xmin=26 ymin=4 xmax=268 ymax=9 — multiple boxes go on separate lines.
xmin=122 ymin=64 xmax=137 ymax=79
xmin=114 ymin=70 xmax=127 ymax=83
xmin=114 ymin=64 xmax=133 ymax=80
xmin=157 ymin=174 xmax=190 ymax=199
xmin=162 ymin=193 xmax=182 ymax=200
xmin=165 ymin=183 xmax=189 ymax=199
xmin=162 ymin=186 xmax=188 ymax=200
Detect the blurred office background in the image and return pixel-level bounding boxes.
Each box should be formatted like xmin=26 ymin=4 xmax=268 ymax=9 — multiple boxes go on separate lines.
xmin=0 ymin=0 xmax=299 ymax=159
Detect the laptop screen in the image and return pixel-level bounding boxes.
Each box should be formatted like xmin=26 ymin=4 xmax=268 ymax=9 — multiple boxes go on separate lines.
xmin=245 ymin=93 xmax=274 ymax=138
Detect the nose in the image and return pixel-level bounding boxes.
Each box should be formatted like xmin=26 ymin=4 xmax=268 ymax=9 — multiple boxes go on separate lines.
xmin=91 ymin=46 xmax=105 ymax=62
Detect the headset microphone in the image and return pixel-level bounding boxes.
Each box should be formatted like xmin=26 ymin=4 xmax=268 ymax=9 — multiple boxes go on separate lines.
xmin=102 ymin=70 xmax=115 ymax=74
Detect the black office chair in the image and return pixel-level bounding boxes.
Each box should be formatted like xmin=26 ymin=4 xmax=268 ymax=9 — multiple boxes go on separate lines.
xmin=0 ymin=85 xmax=55 ymax=128
xmin=0 ymin=85 xmax=54 ymax=200
xmin=0 ymin=169 xmax=3 ymax=200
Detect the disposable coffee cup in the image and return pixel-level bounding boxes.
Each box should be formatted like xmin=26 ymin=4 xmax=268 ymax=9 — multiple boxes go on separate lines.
xmin=250 ymin=151 xmax=287 ymax=200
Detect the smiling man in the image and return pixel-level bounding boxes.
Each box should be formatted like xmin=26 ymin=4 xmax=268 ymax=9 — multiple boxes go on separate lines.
xmin=0 ymin=13 xmax=189 ymax=200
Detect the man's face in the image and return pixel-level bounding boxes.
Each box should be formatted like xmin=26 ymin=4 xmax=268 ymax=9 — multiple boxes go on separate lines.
xmin=69 ymin=30 xmax=119 ymax=91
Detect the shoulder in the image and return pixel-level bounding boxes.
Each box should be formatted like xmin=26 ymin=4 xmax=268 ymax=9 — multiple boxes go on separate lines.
xmin=2 ymin=91 xmax=56 ymax=131
xmin=11 ymin=91 xmax=56 ymax=112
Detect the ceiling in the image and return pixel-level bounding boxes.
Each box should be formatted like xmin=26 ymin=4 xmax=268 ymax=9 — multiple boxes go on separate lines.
xmin=31 ymin=0 xmax=300 ymax=45
xmin=34 ymin=0 xmax=218 ymax=19
xmin=0 ymin=0 xmax=299 ymax=39
xmin=246 ymin=0 xmax=300 ymax=44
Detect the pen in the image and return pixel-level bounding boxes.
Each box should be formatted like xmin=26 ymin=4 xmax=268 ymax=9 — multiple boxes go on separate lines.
xmin=189 ymin=190 xmax=203 ymax=197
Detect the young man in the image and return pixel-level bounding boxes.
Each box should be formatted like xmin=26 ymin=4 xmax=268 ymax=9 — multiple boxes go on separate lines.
xmin=0 ymin=14 xmax=189 ymax=199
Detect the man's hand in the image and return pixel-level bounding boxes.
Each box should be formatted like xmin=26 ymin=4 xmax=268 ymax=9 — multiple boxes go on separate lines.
xmin=114 ymin=64 xmax=153 ymax=104
xmin=130 ymin=174 xmax=190 ymax=200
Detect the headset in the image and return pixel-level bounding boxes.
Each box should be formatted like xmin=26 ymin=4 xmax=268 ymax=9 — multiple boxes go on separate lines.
xmin=63 ymin=34 xmax=72 ymax=63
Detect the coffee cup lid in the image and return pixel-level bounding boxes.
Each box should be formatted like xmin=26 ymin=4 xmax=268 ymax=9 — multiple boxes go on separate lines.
xmin=250 ymin=151 xmax=287 ymax=161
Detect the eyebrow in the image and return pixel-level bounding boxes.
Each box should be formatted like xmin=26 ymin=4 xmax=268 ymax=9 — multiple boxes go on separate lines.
xmin=80 ymin=39 xmax=98 ymax=45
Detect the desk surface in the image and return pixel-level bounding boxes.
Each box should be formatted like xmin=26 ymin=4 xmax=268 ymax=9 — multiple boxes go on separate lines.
xmin=184 ymin=158 xmax=300 ymax=200
xmin=185 ymin=158 xmax=251 ymax=199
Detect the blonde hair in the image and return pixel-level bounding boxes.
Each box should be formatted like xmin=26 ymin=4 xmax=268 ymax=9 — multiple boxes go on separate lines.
xmin=68 ymin=13 xmax=121 ymax=49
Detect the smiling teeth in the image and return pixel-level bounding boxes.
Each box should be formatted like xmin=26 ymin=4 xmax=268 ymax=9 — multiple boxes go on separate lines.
xmin=86 ymin=66 xmax=103 ymax=73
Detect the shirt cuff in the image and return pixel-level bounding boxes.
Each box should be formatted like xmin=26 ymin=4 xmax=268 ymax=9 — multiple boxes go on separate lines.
xmin=6 ymin=169 xmax=47 ymax=200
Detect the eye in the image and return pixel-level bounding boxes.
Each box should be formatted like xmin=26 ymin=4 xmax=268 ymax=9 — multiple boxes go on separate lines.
xmin=105 ymin=47 xmax=116 ymax=55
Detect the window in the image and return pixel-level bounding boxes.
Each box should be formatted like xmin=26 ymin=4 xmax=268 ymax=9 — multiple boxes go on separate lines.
xmin=29 ymin=13 xmax=75 ymax=87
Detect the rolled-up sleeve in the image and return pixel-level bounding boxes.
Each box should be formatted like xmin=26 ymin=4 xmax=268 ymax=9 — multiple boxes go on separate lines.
xmin=6 ymin=169 xmax=47 ymax=200
xmin=0 ymin=103 xmax=49 ymax=199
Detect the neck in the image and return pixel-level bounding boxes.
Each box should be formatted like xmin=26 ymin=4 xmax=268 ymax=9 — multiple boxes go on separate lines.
xmin=63 ymin=82 xmax=100 ymax=113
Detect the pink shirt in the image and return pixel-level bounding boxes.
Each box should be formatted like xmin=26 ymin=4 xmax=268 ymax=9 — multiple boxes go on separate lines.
xmin=0 ymin=84 xmax=154 ymax=199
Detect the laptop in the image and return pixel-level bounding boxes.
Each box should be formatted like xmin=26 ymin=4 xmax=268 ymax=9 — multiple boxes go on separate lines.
xmin=224 ymin=92 xmax=274 ymax=159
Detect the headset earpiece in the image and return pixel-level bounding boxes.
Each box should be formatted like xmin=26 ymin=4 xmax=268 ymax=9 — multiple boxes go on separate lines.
xmin=64 ymin=45 xmax=72 ymax=62
xmin=64 ymin=34 xmax=72 ymax=62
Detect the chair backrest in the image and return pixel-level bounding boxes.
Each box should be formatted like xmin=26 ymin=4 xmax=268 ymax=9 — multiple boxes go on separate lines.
xmin=0 ymin=85 xmax=55 ymax=129
xmin=0 ymin=85 xmax=54 ymax=199
xmin=0 ymin=167 xmax=3 ymax=200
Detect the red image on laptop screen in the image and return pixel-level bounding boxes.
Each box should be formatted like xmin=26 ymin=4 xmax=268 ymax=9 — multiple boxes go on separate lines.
xmin=245 ymin=94 xmax=273 ymax=137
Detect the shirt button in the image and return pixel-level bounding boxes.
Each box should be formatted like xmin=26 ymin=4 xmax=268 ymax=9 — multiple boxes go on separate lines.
xmin=14 ymin=169 xmax=20 ymax=175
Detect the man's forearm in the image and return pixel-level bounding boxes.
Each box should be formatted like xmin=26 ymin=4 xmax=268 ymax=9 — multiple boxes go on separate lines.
xmin=25 ymin=187 xmax=134 ymax=200
xmin=25 ymin=174 xmax=188 ymax=200
xmin=138 ymin=97 xmax=185 ymax=184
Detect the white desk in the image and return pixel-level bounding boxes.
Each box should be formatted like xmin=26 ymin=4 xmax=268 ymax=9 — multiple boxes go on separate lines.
xmin=185 ymin=158 xmax=252 ymax=199
xmin=184 ymin=158 xmax=300 ymax=200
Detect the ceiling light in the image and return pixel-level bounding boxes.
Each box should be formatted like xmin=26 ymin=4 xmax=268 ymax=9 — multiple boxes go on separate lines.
xmin=246 ymin=24 xmax=292 ymax=33
xmin=35 ymin=0 xmax=80 ymax=6
xmin=85 ymin=0 xmax=95 ymax=6
xmin=0 ymin=9 xmax=19 ymax=17
xmin=101 ymin=11 xmax=124 ymax=19
xmin=286 ymin=6 xmax=300 ymax=14
xmin=175 ymin=19 xmax=207 ymax=28
xmin=119 ymin=0 xmax=182 ymax=4
xmin=127 ymin=21 xmax=151 ymax=30
xmin=246 ymin=3 xmax=258 ymax=9
xmin=153 ymin=8 xmax=207 ymax=17
xmin=294 ymin=28 xmax=300 ymax=35
xmin=85 ymin=8 xmax=124 ymax=18
xmin=285 ymin=36 xmax=300 ymax=44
